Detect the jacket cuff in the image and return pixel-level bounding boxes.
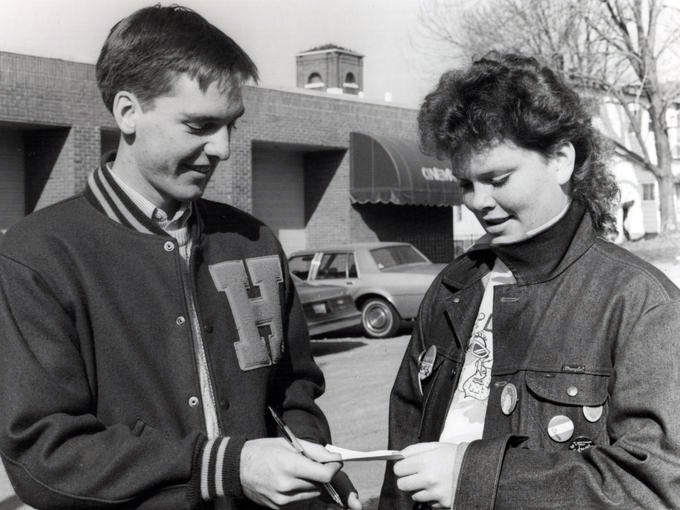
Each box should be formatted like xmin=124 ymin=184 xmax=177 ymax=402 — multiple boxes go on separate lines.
xmin=454 ymin=435 xmax=524 ymax=510
xmin=221 ymin=435 xmax=248 ymax=497
xmin=191 ymin=435 xmax=248 ymax=503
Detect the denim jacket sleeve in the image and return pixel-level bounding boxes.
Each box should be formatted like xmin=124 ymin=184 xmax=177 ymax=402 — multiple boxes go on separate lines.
xmin=381 ymin=252 xmax=680 ymax=510
xmin=456 ymin=298 xmax=680 ymax=509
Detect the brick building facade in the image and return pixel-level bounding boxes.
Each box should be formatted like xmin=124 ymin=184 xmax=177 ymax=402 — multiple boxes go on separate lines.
xmin=0 ymin=51 xmax=458 ymax=261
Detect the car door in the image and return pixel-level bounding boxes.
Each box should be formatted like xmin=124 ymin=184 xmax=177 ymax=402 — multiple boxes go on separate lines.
xmin=309 ymin=251 xmax=359 ymax=294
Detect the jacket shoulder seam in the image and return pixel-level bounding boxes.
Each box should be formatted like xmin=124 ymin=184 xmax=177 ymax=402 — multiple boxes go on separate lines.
xmin=589 ymin=241 xmax=675 ymax=301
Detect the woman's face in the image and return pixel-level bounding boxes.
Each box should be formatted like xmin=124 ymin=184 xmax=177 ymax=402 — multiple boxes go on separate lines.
xmin=453 ymin=140 xmax=574 ymax=245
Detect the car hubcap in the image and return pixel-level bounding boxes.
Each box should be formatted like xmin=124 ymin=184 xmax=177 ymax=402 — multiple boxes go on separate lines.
xmin=366 ymin=304 xmax=391 ymax=333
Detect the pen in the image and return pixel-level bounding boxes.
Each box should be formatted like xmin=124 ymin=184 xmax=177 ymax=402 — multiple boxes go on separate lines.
xmin=267 ymin=406 xmax=345 ymax=508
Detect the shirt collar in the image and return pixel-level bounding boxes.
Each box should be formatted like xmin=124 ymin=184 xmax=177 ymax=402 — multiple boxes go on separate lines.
xmin=84 ymin=152 xmax=194 ymax=237
xmin=488 ymin=200 xmax=591 ymax=285
xmin=472 ymin=199 xmax=572 ymax=250
xmin=107 ymin=162 xmax=192 ymax=230
xmin=443 ymin=201 xmax=596 ymax=288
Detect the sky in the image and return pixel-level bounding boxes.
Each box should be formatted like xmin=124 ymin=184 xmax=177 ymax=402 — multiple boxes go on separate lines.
xmin=0 ymin=0 xmax=455 ymax=108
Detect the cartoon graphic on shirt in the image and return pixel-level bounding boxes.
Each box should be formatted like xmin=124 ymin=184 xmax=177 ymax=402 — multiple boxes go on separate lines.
xmin=439 ymin=260 xmax=515 ymax=444
xmin=462 ymin=312 xmax=493 ymax=400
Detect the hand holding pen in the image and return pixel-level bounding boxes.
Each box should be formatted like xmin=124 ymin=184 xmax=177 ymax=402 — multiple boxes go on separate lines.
xmin=268 ymin=406 xmax=346 ymax=507
xmin=238 ymin=407 xmax=361 ymax=509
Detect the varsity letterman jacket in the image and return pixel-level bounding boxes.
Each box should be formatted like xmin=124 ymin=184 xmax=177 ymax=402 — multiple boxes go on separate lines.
xmin=0 ymin=163 xmax=330 ymax=509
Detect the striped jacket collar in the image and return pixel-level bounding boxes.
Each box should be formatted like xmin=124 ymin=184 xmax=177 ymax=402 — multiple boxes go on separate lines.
xmin=84 ymin=153 xmax=199 ymax=237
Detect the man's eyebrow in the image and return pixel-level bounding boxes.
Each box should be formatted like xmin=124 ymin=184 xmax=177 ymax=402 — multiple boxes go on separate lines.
xmin=184 ymin=107 xmax=246 ymax=122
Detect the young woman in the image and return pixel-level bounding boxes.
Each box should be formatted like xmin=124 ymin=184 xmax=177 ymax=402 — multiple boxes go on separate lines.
xmin=379 ymin=53 xmax=680 ymax=509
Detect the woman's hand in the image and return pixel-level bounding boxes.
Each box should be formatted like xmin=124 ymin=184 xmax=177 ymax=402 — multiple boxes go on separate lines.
xmin=393 ymin=442 xmax=467 ymax=508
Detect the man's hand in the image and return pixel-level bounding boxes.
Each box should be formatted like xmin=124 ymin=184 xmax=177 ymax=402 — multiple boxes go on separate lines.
xmin=314 ymin=470 xmax=362 ymax=510
xmin=296 ymin=441 xmax=362 ymax=510
xmin=240 ymin=438 xmax=342 ymax=509
xmin=393 ymin=442 xmax=465 ymax=509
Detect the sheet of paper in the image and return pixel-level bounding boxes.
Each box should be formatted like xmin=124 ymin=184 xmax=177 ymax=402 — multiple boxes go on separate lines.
xmin=324 ymin=444 xmax=404 ymax=461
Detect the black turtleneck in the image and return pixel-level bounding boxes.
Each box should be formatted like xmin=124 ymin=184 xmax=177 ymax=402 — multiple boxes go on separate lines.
xmin=488 ymin=201 xmax=589 ymax=285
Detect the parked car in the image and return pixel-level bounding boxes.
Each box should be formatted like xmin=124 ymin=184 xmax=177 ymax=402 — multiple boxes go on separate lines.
xmin=292 ymin=274 xmax=362 ymax=337
xmin=289 ymin=242 xmax=446 ymax=338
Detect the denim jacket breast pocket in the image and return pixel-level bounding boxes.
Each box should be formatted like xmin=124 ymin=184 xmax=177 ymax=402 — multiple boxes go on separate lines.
xmin=522 ymin=370 xmax=610 ymax=451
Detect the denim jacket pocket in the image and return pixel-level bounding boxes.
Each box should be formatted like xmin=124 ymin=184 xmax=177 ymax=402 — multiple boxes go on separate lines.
xmin=523 ymin=371 xmax=610 ymax=450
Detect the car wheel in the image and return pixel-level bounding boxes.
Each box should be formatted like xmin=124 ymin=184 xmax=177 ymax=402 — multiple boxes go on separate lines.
xmin=361 ymin=298 xmax=400 ymax=338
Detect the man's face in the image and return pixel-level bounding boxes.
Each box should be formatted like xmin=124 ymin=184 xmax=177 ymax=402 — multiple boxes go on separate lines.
xmin=453 ymin=140 xmax=573 ymax=245
xmin=127 ymin=74 xmax=244 ymax=213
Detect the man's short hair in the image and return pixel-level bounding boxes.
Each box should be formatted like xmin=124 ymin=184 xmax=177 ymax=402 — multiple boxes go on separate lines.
xmin=96 ymin=4 xmax=259 ymax=112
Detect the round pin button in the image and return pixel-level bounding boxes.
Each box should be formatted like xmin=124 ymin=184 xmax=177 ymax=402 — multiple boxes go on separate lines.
xmin=582 ymin=405 xmax=603 ymax=422
xmin=547 ymin=415 xmax=574 ymax=442
xmin=164 ymin=241 xmax=175 ymax=252
xmin=500 ymin=383 xmax=518 ymax=415
xmin=566 ymin=386 xmax=578 ymax=397
xmin=188 ymin=396 xmax=200 ymax=407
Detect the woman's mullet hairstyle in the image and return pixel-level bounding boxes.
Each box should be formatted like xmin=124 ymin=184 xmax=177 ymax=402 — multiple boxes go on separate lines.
xmin=418 ymin=52 xmax=619 ymax=235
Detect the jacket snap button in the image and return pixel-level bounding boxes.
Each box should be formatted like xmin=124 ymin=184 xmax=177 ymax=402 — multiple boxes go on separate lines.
xmin=567 ymin=386 xmax=578 ymax=397
xmin=204 ymin=324 xmax=213 ymax=333
xmin=188 ymin=396 xmax=200 ymax=407
xmin=176 ymin=316 xmax=186 ymax=326
xmin=220 ymin=399 xmax=230 ymax=409
xmin=164 ymin=241 xmax=175 ymax=252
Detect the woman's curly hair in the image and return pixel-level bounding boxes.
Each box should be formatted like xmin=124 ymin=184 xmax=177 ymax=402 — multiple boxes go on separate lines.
xmin=418 ymin=53 xmax=619 ymax=235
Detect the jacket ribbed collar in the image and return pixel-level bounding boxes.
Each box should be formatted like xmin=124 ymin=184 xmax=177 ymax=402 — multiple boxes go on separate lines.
xmin=84 ymin=153 xmax=199 ymax=238
xmin=443 ymin=201 xmax=597 ymax=288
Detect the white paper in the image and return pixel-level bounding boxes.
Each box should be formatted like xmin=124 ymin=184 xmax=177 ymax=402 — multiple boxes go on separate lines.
xmin=324 ymin=444 xmax=404 ymax=461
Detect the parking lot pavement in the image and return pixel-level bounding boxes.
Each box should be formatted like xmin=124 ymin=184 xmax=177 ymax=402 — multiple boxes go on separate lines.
xmin=0 ymin=469 xmax=27 ymax=510
xmin=656 ymin=261 xmax=680 ymax=287
xmin=313 ymin=334 xmax=411 ymax=507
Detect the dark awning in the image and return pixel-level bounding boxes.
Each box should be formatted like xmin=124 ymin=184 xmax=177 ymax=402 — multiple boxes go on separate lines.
xmin=350 ymin=131 xmax=462 ymax=207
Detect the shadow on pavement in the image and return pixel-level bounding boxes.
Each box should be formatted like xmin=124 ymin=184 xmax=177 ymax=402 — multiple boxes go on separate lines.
xmin=310 ymin=340 xmax=367 ymax=356
xmin=311 ymin=325 xmax=366 ymax=340
xmin=0 ymin=495 xmax=24 ymax=510
xmin=364 ymin=497 xmax=379 ymax=510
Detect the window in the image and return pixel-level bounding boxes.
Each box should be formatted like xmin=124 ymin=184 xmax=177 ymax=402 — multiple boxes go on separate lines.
xmin=317 ymin=253 xmax=348 ymax=279
xmin=289 ymin=254 xmax=314 ymax=279
xmin=370 ymin=245 xmax=428 ymax=270
xmin=343 ymin=72 xmax=359 ymax=93
xmin=642 ymin=183 xmax=655 ymax=201
xmin=673 ymin=110 xmax=680 ymax=158
xmin=626 ymin=105 xmax=642 ymax=134
xmin=348 ymin=253 xmax=358 ymax=278
xmin=305 ymin=72 xmax=324 ymax=89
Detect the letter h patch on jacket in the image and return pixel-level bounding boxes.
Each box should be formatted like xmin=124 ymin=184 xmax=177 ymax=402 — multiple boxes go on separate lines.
xmin=209 ymin=256 xmax=284 ymax=371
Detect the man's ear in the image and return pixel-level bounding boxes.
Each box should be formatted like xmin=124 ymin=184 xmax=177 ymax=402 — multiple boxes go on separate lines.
xmin=552 ymin=142 xmax=576 ymax=185
xmin=112 ymin=91 xmax=142 ymax=135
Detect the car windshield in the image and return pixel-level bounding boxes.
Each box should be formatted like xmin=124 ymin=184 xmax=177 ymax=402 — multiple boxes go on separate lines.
xmin=370 ymin=245 xmax=429 ymax=270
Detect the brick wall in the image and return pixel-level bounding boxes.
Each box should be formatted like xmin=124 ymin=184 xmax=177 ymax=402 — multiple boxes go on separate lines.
xmin=0 ymin=51 xmax=431 ymax=247
xmin=238 ymin=86 xmax=418 ymax=246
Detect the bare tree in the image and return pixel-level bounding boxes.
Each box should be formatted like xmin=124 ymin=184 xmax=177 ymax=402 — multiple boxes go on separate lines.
xmin=418 ymin=0 xmax=680 ymax=232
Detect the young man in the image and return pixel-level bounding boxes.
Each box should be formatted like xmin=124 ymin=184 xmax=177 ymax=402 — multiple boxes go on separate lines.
xmin=0 ymin=6 xmax=360 ymax=510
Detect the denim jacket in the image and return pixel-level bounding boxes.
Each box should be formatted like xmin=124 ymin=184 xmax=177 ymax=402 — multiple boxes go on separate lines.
xmin=380 ymin=202 xmax=680 ymax=509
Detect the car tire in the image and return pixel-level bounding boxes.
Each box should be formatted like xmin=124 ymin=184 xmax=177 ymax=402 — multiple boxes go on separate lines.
xmin=361 ymin=298 xmax=400 ymax=338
